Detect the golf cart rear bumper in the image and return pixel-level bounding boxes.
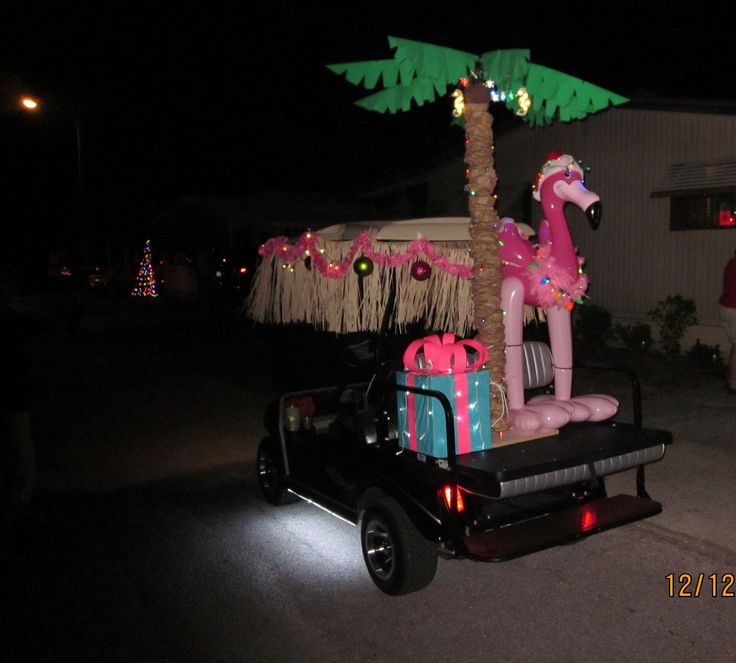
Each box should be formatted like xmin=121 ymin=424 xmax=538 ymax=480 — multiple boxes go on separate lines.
xmin=454 ymin=422 xmax=671 ymax=498
xmin=463 ymin=493 xmax=662 ymax=561
xmin=491 ymin=443 xmax=665 ymax=498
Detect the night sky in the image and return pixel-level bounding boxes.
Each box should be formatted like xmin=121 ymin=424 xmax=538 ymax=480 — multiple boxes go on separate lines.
xmin=1 ymin=1 xmax=732 ymax=267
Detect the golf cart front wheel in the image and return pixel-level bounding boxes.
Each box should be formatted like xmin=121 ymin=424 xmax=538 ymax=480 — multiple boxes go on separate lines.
xmin=360 ymin=495 xmax=437 ymax=595
xmin=256 ymin=438 xmax=298 ymax=506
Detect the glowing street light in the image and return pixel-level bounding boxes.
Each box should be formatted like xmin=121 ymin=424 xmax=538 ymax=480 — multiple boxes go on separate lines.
xmin=17 ymin=94 xmax=86 ymax=201
xmin=20 ymin=97 xmax=39 ymax=111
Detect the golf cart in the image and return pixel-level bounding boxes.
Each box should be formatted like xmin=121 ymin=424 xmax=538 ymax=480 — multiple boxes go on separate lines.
xmin=249 ymin=217 xmax=671 ymax=595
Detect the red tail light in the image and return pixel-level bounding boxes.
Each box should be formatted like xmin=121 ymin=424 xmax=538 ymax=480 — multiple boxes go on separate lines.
xmin=441 ymin=485 xmax=465 ymax=513
xmin=580 ymin=505 xmax=597 ymax=531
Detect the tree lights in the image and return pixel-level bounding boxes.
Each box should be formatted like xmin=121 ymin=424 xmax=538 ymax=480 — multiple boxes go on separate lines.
xmin=131 ymin=239 xmax=158 ymax=298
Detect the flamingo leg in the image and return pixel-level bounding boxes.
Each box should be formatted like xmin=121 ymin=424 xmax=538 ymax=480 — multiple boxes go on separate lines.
xmin=546 ymin=306 xmax=573 ymax=401
xmin=501 ymin=277 xmax=526 ymax=412
xmin=529 ymin=306 xmax=619 ymax=422
xmin=502 ymin=279 xmax=572 ymax=432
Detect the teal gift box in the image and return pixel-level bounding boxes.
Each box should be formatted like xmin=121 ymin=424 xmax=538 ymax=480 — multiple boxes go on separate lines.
xmin=396 ymin=370 xmax=492 ymax=458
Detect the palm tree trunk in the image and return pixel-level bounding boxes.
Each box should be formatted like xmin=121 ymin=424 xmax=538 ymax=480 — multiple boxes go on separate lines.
xmin=464 ymin=87 xmax=507 ymax=430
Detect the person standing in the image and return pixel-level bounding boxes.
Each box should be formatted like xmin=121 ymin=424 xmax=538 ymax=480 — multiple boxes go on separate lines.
xmin=719 ymin=249 xmax=736 ymax=394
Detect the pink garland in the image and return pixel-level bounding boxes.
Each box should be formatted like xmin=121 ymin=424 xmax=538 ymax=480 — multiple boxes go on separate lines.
xmin=526 ymin=246 xmax=588 ymax=309
xmin=258 ymin=231 xmax=474 ymax=279
xmin=258 ymin=230 xmax=587 ymax=309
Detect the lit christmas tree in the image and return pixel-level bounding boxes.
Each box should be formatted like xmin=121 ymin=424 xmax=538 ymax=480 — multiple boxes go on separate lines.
xmin=131 ymin=239 xmax=159 ymax=297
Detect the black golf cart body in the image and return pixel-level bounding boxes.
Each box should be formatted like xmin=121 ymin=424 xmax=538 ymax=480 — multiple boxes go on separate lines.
xmin=252 ymin=218 xmax=672 ymax=595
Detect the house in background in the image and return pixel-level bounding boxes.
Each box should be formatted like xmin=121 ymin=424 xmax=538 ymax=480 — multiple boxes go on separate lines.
xmin=370 ymin=98 xmax=736 ymax=350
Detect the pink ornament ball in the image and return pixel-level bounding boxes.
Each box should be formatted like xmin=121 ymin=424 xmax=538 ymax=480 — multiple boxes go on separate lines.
xmin=411 ymin=260 xmax=432 ymax=281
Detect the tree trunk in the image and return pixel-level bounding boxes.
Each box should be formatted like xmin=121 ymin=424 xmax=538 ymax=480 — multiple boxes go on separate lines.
xmin=464 ymin=87 xmax=507 ymax=430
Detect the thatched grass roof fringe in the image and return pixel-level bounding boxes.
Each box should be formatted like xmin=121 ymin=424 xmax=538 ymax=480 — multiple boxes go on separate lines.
xmin=245 ymin=240 xmax=475 ymax=335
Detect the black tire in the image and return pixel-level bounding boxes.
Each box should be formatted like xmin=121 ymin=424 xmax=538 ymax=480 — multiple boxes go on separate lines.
xmin=360 ymin=495 xmax=437 ymax=595
xmin=256 ymin=438 xmax=299 ymax=506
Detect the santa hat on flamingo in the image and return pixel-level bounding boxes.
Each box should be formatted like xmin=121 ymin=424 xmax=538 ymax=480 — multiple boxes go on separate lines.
xmin=533 ymin=151 xmax=585 ymax=201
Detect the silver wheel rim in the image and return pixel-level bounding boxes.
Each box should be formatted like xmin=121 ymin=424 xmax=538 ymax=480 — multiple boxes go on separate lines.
xmin=365 ymin=518 xmax=394 ymax=580
xmin=258 ymin=449 xmax=277 ymax=493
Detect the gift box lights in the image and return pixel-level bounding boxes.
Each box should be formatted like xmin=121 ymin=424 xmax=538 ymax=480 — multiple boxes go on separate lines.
xmin=397 ymin=334 xmax=492 ymax=458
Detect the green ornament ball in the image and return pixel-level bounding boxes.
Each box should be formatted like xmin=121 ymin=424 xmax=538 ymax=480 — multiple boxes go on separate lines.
xmin=353 ymin=256 xmax=374 ymax=276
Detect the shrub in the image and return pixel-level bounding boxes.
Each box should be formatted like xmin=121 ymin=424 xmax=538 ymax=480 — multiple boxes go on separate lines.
xmin=648 ymin=295 xmax=697 ymax=357
xmin=573 ymin=304 xmax=613 ymax=346
xmin=687 ymin=339 xmax=724 ymax=369
xmin=614 ymin=322 xmax=653 ymax=352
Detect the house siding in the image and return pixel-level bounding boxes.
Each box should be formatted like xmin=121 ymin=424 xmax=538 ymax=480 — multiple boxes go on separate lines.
xmin=436 ymin=107 xmax=736 ymax=349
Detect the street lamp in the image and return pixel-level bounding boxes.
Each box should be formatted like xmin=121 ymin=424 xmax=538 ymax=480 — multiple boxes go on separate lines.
xmin=20 ymin=97 xmax=39 ymax=111
xmin=18 ymin=94 xmax=84 ymax=201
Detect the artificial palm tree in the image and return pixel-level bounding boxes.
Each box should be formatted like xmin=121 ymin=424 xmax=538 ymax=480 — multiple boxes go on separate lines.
xmin=328 ymin=37 xmax=627 ymax=428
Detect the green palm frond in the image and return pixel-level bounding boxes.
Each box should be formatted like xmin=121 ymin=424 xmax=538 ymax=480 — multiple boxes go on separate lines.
xmin=479 ymin=49 xmax=530 ymax=90
xmin=356 ymin=79 xmax=447 ymax=113
xmin=521 ymin=63 xmax=629 ymax=126
xmin=327 ymin=36 xmax=628 ymax=122
xmin=326 ymin=59 xmax=414 ymax=89
xmin=328 ymin=36 xmax=477 ymax=114
xmin=387 ymin=36 xmax=477 ymax=83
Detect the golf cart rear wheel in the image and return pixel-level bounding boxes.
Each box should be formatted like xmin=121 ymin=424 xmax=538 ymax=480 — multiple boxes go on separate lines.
xmin=360 ymin=495 xmax=437 ymax=595
xmin=257 ymin=438 xmax=298 ymax=506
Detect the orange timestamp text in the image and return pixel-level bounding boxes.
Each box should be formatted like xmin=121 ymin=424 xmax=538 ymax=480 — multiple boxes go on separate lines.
xmin=666 ymin=573 xmax=735 ymax=597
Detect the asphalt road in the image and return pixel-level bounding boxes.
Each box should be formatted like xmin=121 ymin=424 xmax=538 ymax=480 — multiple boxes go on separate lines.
xmin=2 ymin=295 xmax=735 ymax=662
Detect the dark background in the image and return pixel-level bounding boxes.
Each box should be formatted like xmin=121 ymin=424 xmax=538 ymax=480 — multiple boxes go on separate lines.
xmin=0 ymin=1 xmax=731 ymax=278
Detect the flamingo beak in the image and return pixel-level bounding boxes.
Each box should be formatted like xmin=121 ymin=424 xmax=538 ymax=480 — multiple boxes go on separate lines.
xmin=586 ymin=201 xmax=602 ymax=230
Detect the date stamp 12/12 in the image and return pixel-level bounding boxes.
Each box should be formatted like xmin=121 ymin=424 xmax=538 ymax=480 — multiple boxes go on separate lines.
xmin=666 ymin=573 xmax=735 ymax=598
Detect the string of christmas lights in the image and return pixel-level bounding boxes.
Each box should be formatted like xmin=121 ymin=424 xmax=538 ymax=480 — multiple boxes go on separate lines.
xmin=527 ymin=249 xmax=588 ymax=311
xmin=258 ymin=231 xmax=475 ymax=279
xmin=452 ymin=76 xmax=532 ymax=119
xmin=258 ymin=227 xmax=586 ymax=310
xmin=131 ymin=239 xmax=159 ymax=298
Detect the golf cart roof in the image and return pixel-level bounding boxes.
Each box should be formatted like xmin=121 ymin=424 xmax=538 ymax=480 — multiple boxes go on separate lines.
xmin=317 ymin=217 xmax=472 ymax=241
xmin=316 ymin=217 xmax=535 ymax=242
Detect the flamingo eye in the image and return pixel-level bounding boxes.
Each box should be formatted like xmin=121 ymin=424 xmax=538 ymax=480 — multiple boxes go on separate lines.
xmin=564 ymin=168 xmax=572 ymax=178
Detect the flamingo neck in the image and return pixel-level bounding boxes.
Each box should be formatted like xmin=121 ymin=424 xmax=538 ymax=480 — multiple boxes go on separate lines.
xmin=541 ymin=196 xmax=577 ymax=269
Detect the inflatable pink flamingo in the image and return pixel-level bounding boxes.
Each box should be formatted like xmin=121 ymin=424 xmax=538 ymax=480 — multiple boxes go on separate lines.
xmin=499 ymin=152 xmax=619 ymax=433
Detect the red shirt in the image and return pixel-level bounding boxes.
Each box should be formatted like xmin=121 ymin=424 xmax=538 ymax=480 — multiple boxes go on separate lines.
xmin=720 ymin=257 xmax=736 ymax=308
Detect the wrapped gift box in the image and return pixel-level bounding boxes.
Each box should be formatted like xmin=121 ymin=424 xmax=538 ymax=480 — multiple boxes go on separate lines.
xmin=396 ymin=334 xmax=492 ymax=458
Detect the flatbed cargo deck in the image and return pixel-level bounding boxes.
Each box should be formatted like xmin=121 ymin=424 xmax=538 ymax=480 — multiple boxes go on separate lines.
xmin=453 ymin=421 xmax=670 ymax=498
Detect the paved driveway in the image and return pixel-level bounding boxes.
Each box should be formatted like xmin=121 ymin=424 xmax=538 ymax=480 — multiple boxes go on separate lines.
xmin=2 ymin=296 xmax=735 ymax=662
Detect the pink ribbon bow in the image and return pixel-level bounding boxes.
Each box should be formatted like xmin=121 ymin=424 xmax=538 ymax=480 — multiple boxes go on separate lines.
xmin=402 ymin=333 xmax=488 ymax=375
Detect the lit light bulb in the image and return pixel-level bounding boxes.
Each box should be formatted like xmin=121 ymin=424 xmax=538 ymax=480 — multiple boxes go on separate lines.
xmin=452 ymin=89 xmax=465 ymax=118
xmin=516 ymin=87 xmax=531 ymax=116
